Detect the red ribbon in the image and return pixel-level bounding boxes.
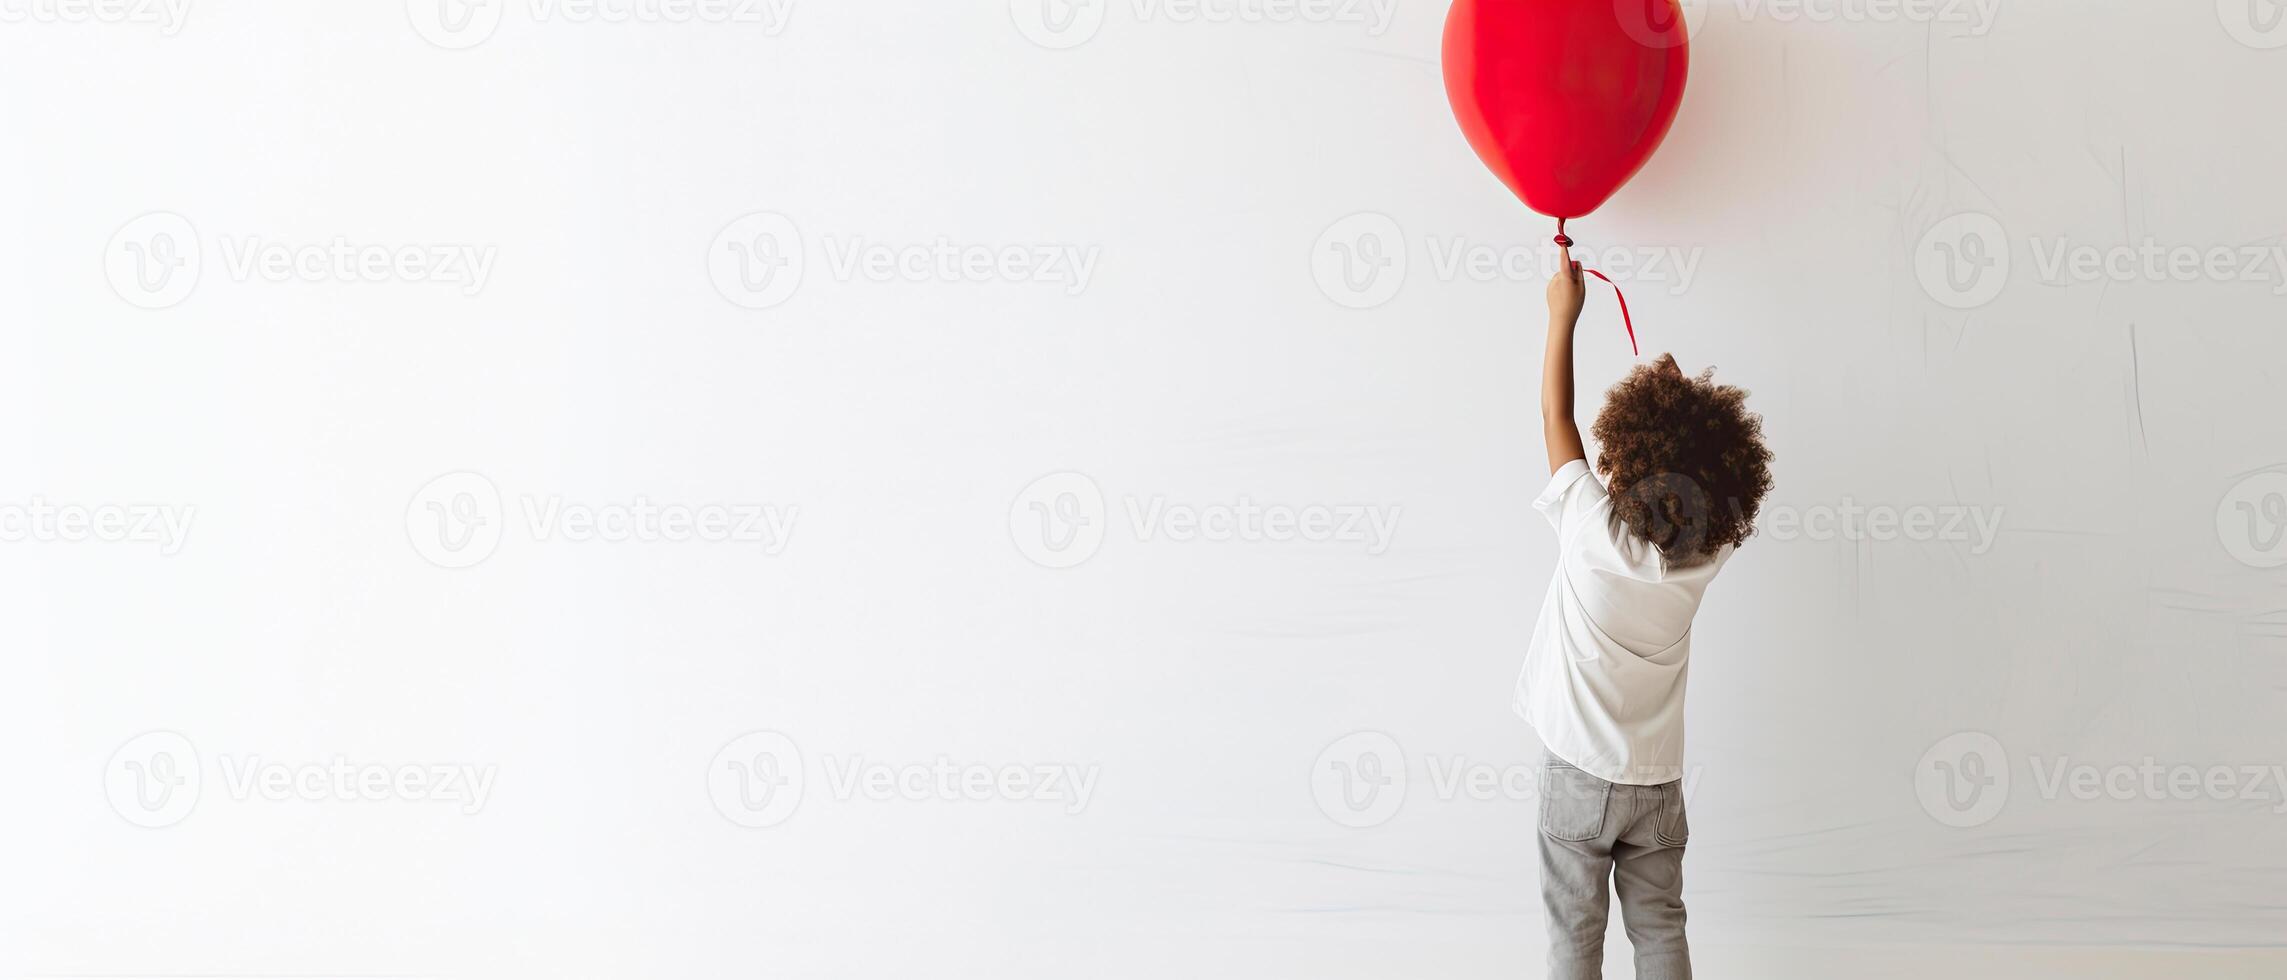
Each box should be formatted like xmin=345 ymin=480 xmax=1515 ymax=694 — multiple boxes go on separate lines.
xmin=1555 ymin=219 xmax=1639 ymax=357
xmin=1583 ymin=267 xmax=1638 ymax=356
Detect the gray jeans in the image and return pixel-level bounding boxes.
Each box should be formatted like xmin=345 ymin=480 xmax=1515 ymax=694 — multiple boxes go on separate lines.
xmin=1537 ymin=747 xmax=1691 ymax=980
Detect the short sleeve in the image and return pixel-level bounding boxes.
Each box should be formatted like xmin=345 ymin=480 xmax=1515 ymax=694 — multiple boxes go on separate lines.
xmin=1533 ymin=459 xmax=1607 ymax=531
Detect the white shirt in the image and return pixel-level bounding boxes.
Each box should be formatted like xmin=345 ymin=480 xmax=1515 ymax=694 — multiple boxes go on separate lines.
xmin=1515 ymin=459 xmax=1732 ymax=785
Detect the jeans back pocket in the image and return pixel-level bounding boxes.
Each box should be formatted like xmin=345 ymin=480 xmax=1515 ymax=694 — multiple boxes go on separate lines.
xmin=1654 ymin=785 xmax=1689 ymax=847
xmin=1538 ymin=765 xmax=1611 ymax=842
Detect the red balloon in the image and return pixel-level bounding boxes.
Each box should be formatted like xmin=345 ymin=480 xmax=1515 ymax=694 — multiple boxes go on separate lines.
xmin=1443 ymin=0 xmax=1690 ymax=221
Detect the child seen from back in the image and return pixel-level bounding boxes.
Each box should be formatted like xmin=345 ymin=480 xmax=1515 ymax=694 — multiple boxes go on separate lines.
xmin=1526 ymin=248 xmax=1774 ymax=980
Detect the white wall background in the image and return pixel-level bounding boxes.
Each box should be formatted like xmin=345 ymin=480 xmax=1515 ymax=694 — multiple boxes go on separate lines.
xmin=5 ymin=1 xmax=2287 ymax=977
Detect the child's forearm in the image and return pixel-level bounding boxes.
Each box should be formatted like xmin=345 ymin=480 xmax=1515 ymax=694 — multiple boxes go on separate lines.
xmin=1542 ymin=253 xmax=1588 ymax=473
xmin=1541 ymin=315 xmax=1587 ymax=472
xmin=1541 ymin=313 xmax=1576 ymax=422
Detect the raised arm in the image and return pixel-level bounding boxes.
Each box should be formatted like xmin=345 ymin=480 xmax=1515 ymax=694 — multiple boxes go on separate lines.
xmin=1542 ymin=246 xmax=1588 ymax=474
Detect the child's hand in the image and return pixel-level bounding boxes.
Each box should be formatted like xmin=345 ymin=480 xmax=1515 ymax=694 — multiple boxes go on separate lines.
xmin=1547 ymin=247 xmax=1586 ymax=325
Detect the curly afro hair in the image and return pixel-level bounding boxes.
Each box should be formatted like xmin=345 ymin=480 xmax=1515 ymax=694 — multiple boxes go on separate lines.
xmin=1590 ymin=354 xmax=1774 ymax=562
